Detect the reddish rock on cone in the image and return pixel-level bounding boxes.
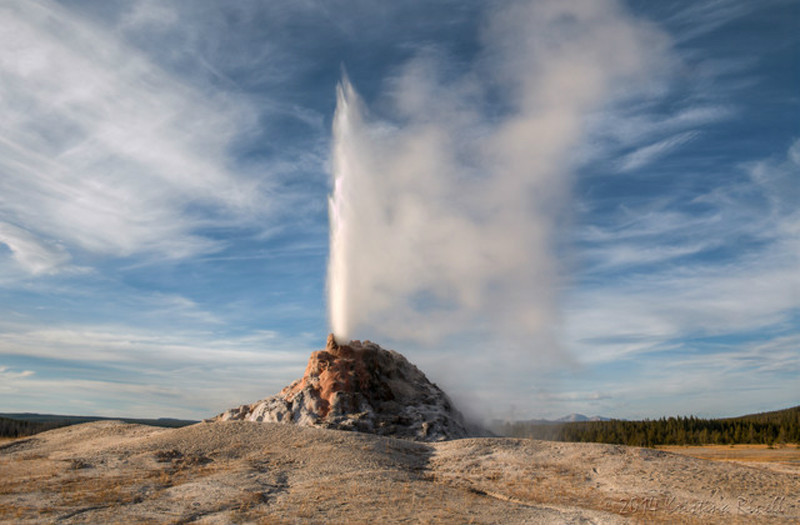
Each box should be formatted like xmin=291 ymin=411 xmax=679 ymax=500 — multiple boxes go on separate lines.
xmin=214 ymin=334 xmax=469 ymax=441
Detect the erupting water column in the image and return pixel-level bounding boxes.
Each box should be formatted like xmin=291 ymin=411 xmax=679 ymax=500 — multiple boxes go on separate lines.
xmin=327 ymin=78 xmax=357 ymax=344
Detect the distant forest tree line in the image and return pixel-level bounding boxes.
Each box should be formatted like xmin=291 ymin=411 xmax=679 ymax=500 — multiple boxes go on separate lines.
xmin=3 ymin=408 xmax=798 ymax=446
xmin=0 ymin=414 xmax=196 ymax=439
xmin=0 ymin=417 xmax=65 ymax=438
xmin=499 ymin=406 xmax=800 ymax=447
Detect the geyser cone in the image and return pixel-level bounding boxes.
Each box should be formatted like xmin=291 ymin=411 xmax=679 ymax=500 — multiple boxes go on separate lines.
xmin=214 ymin=334 xmax=469 ymax=442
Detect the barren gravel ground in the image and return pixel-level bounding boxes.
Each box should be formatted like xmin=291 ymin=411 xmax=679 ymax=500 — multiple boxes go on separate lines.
xmin=1 ymin=421 xmax=797 ymax=524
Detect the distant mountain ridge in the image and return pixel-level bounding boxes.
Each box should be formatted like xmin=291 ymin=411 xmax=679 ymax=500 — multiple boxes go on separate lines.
xmin=509 ymin=414 xmax=612 ymax=426
xmin=555 ymin=413 xmax=611 ymax=423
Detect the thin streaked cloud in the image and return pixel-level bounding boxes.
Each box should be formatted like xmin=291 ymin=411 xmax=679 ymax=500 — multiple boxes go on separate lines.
xmin=618 ymin=130 xmax=700 ymax=172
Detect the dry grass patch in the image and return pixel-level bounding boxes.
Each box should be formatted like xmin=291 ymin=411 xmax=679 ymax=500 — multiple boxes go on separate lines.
xmin=0 ymin=502 xmax=36 ymax=522
xmin=151 ymin=448 xmax=221 ymax=487
xmin=0 ymin=456 xmax=62 ymax=495
xmin=57 ymin=474 xmax=147 ymax=508
xmin=659 ymin=444 xmax=800 ymax=463
xmin=227 ymin=490 xmax=271 ymax=523
xmin=263 ymin=475 xmax=489 ymax=525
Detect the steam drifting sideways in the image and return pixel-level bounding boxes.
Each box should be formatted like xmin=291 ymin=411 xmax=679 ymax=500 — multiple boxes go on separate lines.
xmin=328 ymin=0 xmax=668 ymax=356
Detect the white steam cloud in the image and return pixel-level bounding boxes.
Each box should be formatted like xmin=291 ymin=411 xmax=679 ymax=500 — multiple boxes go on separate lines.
xmin=328 ymin=0 xmax=668 ymax=354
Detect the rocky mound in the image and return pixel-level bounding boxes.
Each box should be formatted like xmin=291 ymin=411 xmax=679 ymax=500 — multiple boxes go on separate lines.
xmin=213 ymin=334 xmax=469 ymax=441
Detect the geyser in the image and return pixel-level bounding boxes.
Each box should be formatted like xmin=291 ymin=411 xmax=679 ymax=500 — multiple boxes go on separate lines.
xmin=326 ymin=81 xmax=358 ymax=343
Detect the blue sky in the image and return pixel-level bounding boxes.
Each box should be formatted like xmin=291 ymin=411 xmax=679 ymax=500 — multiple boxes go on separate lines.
xmin=0 ymin=0 xmax=797 ymax=421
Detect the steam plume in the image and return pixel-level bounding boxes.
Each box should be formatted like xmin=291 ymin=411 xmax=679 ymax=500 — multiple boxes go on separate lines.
xmin=328 ymin=0 xmax=666 ymax=354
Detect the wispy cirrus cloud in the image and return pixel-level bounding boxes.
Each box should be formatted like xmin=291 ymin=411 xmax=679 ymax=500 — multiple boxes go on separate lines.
xmin=0 ymin=320 xmax=315 ymax=417
xmin=0 ymin=322 xmax=305 ymax=366
xmin=663 ymin=0 xmax=761 ymax=44
xmin=599 ymin=333 xmax=800 ymax=419
xmin=566 ymin=139 xmax=800 ymax=378
xmin=0 ymin=1 xmax=278 ymax=275
xmin=0 ymin=365 xmax=35 ymax=381
xmin=576 ymin=2 xmax=754 ymax=174
xmin=617 ymin=130 xmax=700 ymax=172
xmin=0 ymin=222 xmax=70 ymax=275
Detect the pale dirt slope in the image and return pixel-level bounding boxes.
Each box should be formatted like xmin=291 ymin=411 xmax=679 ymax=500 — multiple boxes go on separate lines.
xmin=1 ymin=421 xmax=797 ymax=524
